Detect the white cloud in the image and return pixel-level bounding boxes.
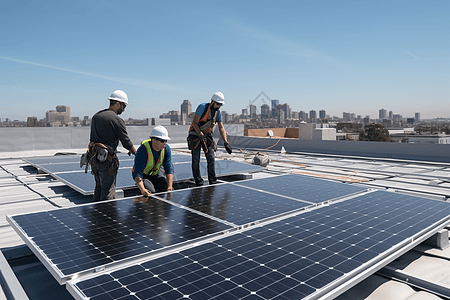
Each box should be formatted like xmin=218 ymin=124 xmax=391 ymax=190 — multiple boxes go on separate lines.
xmin=0 ymin=56 xmax=183 ymax=91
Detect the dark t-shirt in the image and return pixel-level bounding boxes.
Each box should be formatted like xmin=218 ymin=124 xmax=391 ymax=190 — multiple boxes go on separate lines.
xmin=90 ymin=109 xmax=134 ymax=151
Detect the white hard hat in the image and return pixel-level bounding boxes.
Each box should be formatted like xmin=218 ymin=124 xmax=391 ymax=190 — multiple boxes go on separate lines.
xmin=108 ymin=90 xmax=129 ymax=105
xmin=211 ymin=91 xmax=224 ymax=105
xmin=150 ymin=125 xmax=171 ymax=140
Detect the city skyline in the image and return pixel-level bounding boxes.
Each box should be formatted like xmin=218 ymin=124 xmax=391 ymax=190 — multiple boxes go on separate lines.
xmin=1 ymin=1 xmax=448 ymax=121
xmin=0 ymin=100 xmax=431 ymax=126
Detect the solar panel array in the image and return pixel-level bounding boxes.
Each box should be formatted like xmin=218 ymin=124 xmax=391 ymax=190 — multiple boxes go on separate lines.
xmin=24 ymin=154 xmax=263 ymax=195
xmin=8 ymin=173 xmax=450 ymax=300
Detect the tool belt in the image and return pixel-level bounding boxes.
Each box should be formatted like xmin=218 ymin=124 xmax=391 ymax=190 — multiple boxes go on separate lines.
xmin=83 ymin=142 xmax=119 ymax=175
xmin=187 ymin=133 xmax=216 ymax=152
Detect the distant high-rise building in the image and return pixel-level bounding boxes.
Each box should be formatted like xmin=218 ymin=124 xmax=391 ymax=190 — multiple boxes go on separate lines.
xmin=393 ymin=114 xmax=402 ymax=122
xmin=222 ymin=111 xmax=229 ymax=123
xmin=379 ymin=108 xmax=387 ymax=120
xmin=278 ymin=110 xmax=285 ymax=125
xmin=299 ymin=111 xmax=307 ymax=121
xmin=261 ymin=104 xmax=270 ymax=119
xmin=319 ymin=109 xmax=326 ymax=119
xmin=343 ymin=112 xmax=351 ymax=121
xmin=292 ymin=111 xmax=299 ymax=119
xmin=46 ymin=105 xmax=70 ymax=124
xmin=249 ymin=104 xmax=257 ymax=118
xmin=415 ymin=113 xmax=420 ymax=122
xmin=309 ymin=110 xmax=317 ymax=121
xmin=271 ymin=99 xmax=279 ymax=110
xmin=46 ymin=105 xmax=71 ymax=124
xmin=280 ymin=104 xmax=290 ymax=119
xmin=180 ymin=100 xmax=192 ymax=125
xmin=242 ymin=109 xmax=248 ymax=116
xmin=389 ymin=111 xmax=393 ymax=120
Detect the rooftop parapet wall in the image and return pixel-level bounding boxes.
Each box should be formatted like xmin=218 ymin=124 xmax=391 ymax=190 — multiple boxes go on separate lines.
xmin=225 ymin=135 xmax=450 ymax=163
xmin=0 ymin=124 xmax=244 ymax=154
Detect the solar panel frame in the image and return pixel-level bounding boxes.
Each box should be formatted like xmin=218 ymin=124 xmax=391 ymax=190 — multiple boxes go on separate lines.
xmin=66 ymin=190 xmax=450 ymax=300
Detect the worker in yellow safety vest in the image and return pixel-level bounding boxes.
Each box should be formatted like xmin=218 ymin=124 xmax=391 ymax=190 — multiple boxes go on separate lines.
xmin=132 ymin=126 xmax=173 ymax=196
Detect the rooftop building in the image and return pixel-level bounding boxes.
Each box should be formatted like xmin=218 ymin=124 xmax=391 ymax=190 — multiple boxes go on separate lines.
xmin=1 ymin=125 xmax=450 ymax=300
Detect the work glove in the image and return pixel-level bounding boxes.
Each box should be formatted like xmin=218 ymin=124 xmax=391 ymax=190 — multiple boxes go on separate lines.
xmin=224 ymin=142 xmax=232 ymax=154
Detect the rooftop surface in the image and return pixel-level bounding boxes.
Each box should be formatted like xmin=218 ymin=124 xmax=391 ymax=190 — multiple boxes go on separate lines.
xmin=2 ymin=126 xmax=450 ymax=300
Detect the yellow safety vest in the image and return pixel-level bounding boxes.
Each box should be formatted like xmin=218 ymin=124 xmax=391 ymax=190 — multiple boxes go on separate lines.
xmin=142 ymin=139 xmax=165 ymax=176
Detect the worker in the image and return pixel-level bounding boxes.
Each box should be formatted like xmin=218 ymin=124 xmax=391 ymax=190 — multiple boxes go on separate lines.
xmin=187 ymin=91 xmax=232 ymax=186
xmin=89 ymin=90 xmax=136 ymax=201
xmin=132 ymin=125 xmax=173 ymax=196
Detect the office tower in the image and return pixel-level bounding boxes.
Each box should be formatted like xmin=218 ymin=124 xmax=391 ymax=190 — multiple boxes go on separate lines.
xmin=319 ymin=109 xmax=326 ymax=119
xmin=379 ymin=108 xmax=387 ymax=120
xmin=415 ymin=113 xmax=420 ymax=122
xmin=180 ymin=100 xmax=192 ymax=124
xmin=261 ymin=104 xmax=270 ymax=119
xmin=299 ymin=111 xmax=307 ymax=121
xmin=309 ymin=110 xmax=317 ymax=121
xmin=279 ymin=103 xmax=290 ymax=119
xmin=249 ymin=104 xmax=257 ymax=118
xmin=271 ymin=99 xmax=279 ymax=118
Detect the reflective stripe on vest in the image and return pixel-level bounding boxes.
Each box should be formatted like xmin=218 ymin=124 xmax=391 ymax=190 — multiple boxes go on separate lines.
xmin=142 ymin=139 xmax=165 ymax=176
xmin=189 ymin=103 xmax=216 ymax=134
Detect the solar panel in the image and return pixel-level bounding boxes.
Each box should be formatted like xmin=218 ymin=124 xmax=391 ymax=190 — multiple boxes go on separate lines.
xmin=52 ymin=159 xmax=263 ymax=195
xmin=67 ymin=190 xmax=450 ymax=300
xmin=8 ymin=196 xmax=233 ymax=283
xmin=234 ymin=173 xmax=367 ymax=203
xmin=24 ymin=154 xmax=262 ymax=195
xmin=155 ymin=183 xmax=311 ymax=226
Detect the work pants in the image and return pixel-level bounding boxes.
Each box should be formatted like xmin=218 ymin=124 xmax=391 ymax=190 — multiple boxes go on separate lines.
xmin=191 ymin=141 xmax=216 ymax=186
xmin=143 ymin=167 xmax=168 ymax=193
xmin=93 ymin=160 xmax=116 ymax=201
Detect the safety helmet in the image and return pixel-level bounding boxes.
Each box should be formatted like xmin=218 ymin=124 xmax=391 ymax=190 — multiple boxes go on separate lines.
xmin=211 ymin=91 xmax=224 ymax=105
xmin=150 ymin=125 xmax=171 ymax=140
xmin=108 ymin=90 xmax=129 ymax=105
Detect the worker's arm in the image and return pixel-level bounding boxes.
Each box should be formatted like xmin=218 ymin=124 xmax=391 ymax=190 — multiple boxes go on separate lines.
xmin=163 ymin=145 xmax=174 ymax=191
xmin=192 ymin=114 xmax=205 ymax=139
xmin=134 ymin=177 xmax=151 ymax=197
xmin=132 ymin=145 xmax=150 ymax=196
xmin=166 ymin=173 xmax=173 ymax=191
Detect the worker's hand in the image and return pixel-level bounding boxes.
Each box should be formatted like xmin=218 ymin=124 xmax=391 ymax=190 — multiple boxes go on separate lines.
xmin=199 ymin=132 xmax=206 ymax=140
xmin=141 ymin=189 xmax=151 ymax=197
xmin=166 ymin=190 xmax=172 ymax=201
xmin=167 ymin=187 xmax=173 ymax=191
xmin=224 ymin=142 xmax=232 ymax=154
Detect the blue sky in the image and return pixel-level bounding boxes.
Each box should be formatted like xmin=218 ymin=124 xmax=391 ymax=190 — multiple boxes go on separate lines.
xmin=1 ymin=0 xmax=448 ymax=121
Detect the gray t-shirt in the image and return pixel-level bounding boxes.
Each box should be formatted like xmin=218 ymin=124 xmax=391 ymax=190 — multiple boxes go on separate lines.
xmin=90 ymin=109 xmax=134 ymax=151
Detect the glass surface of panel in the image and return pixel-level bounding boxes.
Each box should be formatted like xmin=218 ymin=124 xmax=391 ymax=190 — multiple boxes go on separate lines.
xmin=11 ymin=196 xmax=232 ymax=278
xmin=160 ymin=184 xmax=310 ymax=226
xmin=235 ymin=173 xmax=366 ymax=203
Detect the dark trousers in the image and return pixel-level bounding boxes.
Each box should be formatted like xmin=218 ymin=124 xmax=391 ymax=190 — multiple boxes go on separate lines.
xmin=191 ymin=141 xmax=216 ymax=186
xmin=143 ymin=167 xmax=168 ymax=193
xmin=93 ymin=160 xmax=116 ymax=201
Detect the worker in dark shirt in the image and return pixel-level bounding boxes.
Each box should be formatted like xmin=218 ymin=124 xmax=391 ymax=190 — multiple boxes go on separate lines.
xmin=89 ymin=90 xmax=136 ymax=201
xmin=132 ymin=125 xmax=173 ymax=196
